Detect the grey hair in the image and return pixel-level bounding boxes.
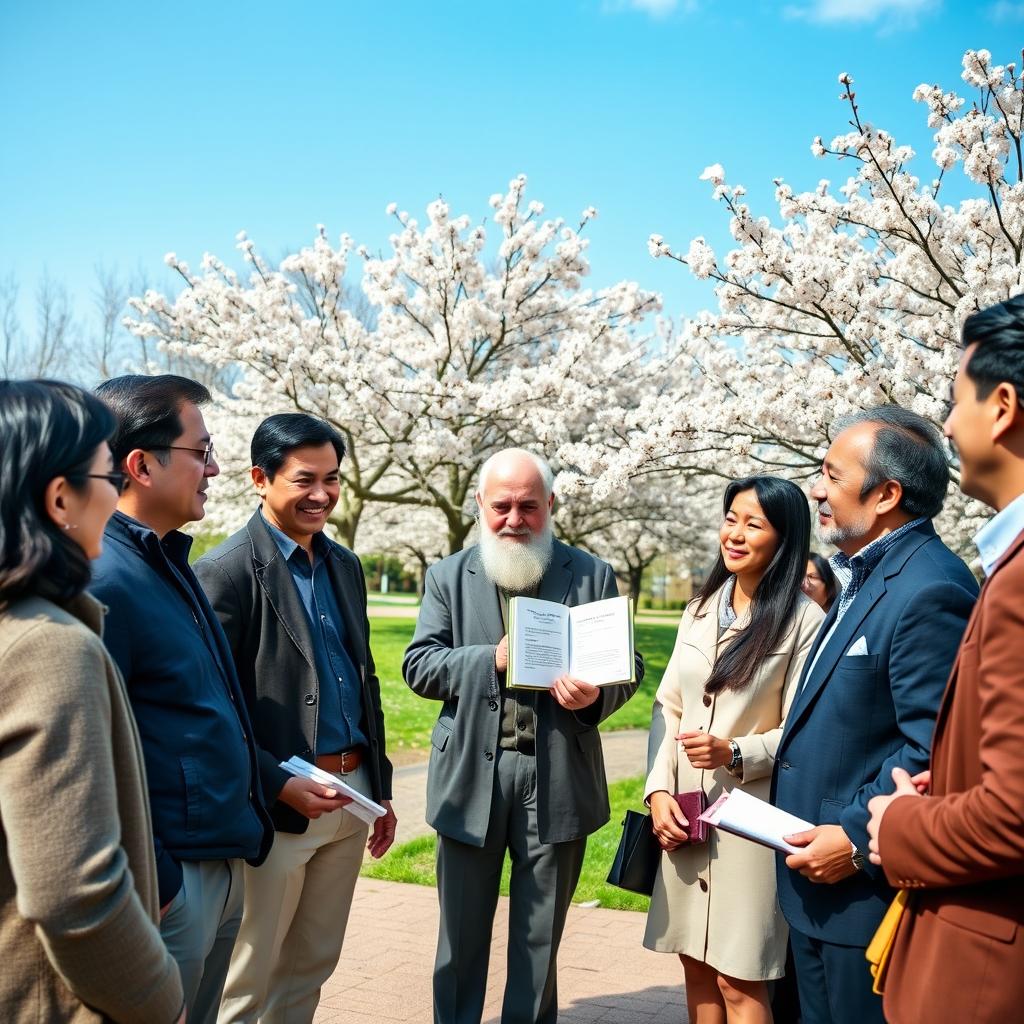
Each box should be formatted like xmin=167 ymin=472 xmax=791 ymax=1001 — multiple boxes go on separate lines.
xmin=476 ymin=448 xmax=555 ymax=498
xmin=833 ymin=405 xmax=949 ymax=519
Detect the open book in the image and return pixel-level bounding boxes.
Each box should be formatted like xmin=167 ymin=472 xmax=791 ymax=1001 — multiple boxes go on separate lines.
xmin=699 ymin=788 xmax=814 ymax=855
xmin=507 ymin=594 xmax=636 ymax=690
xmin=280 ymin=755 xmax=387 ymax=826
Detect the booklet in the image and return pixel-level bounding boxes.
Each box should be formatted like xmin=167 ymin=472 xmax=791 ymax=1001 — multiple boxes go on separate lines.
xmin=507 ymin=594 xmax=636 ymax=690
xmin=279 ymin=755 xmax=387 ymax=826
xmin=699 ymin=788 xmax=815 ymax=855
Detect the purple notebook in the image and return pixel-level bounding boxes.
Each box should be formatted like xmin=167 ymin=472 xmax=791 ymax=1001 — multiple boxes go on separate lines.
xmin=675 ymin=790 xmax=708 ymax=845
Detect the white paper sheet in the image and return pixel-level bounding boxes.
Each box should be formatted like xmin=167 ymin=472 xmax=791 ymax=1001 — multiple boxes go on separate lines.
xmin=508 ymin=597 xmax=570 ymax=688
xmin=568 ymin=596 xmax=634 ymax=686
xmin=280 ymin=755 xmax=387 ymax=826
xmin=700 ymin=788 xmax=814 ymax=854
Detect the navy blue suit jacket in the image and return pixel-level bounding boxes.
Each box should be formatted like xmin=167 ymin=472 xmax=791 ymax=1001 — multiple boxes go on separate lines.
xmin=772 ymin=521 xmax=977 ymax=947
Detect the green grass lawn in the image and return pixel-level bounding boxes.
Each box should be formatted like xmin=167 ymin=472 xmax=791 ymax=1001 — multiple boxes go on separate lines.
xmin=362 ymin=775 xmax=652 ymax=912
xmin=367 ymin=592 xmax=420 ymax=605
xmin=370 ymin=619 xmax=677 ymax=757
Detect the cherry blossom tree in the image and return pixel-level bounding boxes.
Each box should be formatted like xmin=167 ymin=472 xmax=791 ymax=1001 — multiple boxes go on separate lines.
xmin=563 ymin=48 xmax=1023 ymax=554
xmin=126 ymin=176 xmax=659 ymax=553
xmin=555 ymin=475 xmax=719 ymax=602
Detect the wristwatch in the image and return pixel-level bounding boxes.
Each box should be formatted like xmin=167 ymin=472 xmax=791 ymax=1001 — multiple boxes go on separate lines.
xmin=850 ymin=841 xmax=865 ymax=871
xmin=726 ymin=739 xmax=743 ymax=777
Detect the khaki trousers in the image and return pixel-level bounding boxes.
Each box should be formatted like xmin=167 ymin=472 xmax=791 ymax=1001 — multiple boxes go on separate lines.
xmin=217 ymin=765 xmax=371 ymax=1024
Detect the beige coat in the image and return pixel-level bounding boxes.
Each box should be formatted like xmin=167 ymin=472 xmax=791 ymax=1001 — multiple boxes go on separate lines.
xmin=0 ymin=593 xmax=183 ymax=1023
xmin=644 ymin=585 xmax=823 ymax=980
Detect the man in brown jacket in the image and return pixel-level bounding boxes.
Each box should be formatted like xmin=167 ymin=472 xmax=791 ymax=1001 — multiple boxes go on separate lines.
xmin=866 ymin=295 xmax=1024 ymax=1023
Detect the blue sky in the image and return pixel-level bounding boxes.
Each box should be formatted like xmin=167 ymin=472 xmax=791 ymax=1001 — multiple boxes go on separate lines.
xmin=0 ymin=0 xmax=1016 ymax=338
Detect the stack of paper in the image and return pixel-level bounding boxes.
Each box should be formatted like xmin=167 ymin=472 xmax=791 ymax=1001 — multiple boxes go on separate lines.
xmin=280 ymin=755 xmax=387 ymax=825
xmin=699 ymin=788 xmax=814 ymax=854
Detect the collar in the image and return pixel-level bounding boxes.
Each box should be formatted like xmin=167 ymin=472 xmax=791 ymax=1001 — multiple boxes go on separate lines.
xmin=718 ymin=576 xmax=738 ymax=630
xmin=259 ymin=509 xmax=327 ymax=565
xmin=830 ymin=516 xmax=928 ymax=591
xmin=108 ymin=509 xmax=194 ymax=565
xmin=975 ymin=491 xmax=1024 ymax=576
xmin=64 ymin=591 xmax=106 ymax=637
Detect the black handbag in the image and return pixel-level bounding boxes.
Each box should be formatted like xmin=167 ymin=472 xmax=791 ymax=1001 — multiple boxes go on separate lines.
xmin=606 ymin=809 xmax=661 ymax=895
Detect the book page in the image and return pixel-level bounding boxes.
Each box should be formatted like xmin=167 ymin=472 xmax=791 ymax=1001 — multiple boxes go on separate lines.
xmin=508 ymin=596 xmax=570 ymax=689
xmin=700 ymin=788 xmax=814 ymax=854
xmin=566 ymin=595 xmax=635 ymax=686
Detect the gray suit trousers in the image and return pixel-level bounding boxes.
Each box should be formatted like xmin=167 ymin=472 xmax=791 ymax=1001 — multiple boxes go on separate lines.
xmin=434 ymin=748 xmax=586 ymax=1024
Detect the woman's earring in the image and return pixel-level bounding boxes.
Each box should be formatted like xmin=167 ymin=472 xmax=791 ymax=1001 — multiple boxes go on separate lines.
xmin=62 ymin=523 xmax=78 ymax=531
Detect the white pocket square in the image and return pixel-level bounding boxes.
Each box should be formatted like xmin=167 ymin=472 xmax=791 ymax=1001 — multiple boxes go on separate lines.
xmin=846 ymin=636 xmax=869 ymax=656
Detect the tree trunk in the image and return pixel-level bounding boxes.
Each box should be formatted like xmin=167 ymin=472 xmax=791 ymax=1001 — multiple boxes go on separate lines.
xmin=415 ymin=553 xmax=428 ymax=599
xmin=627 ymin=564 xmax=644 ymax=605
xmin=332 ymin=487 xmax=364 ymax=550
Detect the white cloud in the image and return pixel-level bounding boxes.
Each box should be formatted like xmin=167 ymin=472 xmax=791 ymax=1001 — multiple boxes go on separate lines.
xmin=784 ymin=0 xmax=936 ymax=26
xmin=989 ymin=1 xmax=1024 ymax=20
xmin=603 ymin=0 xmax=699 ymax=17
xmin=628 ymin=0 xmax=678 ymax=13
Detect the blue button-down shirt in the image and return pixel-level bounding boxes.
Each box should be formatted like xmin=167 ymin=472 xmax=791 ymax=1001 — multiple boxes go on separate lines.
xmin=262 ymin=514 xmax=367 ymax=754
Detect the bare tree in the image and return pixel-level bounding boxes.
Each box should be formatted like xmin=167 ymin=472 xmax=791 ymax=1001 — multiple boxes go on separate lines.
xmin=0 ymin=274 xmax=21 ymax=378
xmin=0 ymin=273 xmax=77 ymax=380
xmin=88 ymin=266 xmax=129 ymax=380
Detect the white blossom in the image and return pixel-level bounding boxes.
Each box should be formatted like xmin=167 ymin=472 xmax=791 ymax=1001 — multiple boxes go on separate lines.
xmin=125 ymin=179 xmax=661 ymax=555
xmin=569 ymin=48 xmax=1021 ymax=556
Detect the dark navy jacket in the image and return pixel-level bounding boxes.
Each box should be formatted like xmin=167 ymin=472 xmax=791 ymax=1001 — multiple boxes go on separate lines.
xmin=772 ymin=521 xmax=978 ymax=947
xmin=90 ymin=512 xmax=273 ymax=905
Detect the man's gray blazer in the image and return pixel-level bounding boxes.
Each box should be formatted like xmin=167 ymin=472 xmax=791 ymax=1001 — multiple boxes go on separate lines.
xmin=402 ymin=539 xmax=643 ymax=847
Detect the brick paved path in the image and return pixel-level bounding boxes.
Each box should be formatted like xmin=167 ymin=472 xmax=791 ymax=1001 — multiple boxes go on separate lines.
xmin=311 ymin=730 xmax=689 ymax=1022
xmin=313 ymin=879 xmax=686 ymax=1023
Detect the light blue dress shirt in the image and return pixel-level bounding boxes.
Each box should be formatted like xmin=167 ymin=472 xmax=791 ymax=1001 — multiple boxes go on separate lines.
xmin=974 ymin=491 xmax=1024 ymax=576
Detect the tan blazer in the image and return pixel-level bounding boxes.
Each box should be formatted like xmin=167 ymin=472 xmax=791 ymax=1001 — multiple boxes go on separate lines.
xmin=643 ymin=586 xmax=823 ymax=979
xmin=880 ymin=529 xmax=1024 ymax=1023
xmin=0 ymin=594 xmax=183 ymax=1024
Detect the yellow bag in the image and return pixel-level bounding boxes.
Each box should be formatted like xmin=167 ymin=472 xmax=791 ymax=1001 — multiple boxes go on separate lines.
xmin=865 ymin=889 xmax=909 ymax=995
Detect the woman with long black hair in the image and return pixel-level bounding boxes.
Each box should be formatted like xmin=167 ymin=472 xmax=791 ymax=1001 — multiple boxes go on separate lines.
xmin=0 ymin=380 xmax=184 ymax=1023
xmin=644 ymin=475 xmax=824 ymax=1024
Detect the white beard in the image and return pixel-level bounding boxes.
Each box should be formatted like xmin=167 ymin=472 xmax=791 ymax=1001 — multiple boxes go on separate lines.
xmin=478 ymin=520 xmax=554 ymax=593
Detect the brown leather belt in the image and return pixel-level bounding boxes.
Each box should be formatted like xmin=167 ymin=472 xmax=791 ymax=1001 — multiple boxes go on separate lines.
xmin=315 ymin=749 xmax=364 ymax=775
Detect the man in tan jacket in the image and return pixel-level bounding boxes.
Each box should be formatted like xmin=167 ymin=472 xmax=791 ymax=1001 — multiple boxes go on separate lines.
xmin=867 ymin=295 xmax=1024 ymax=1023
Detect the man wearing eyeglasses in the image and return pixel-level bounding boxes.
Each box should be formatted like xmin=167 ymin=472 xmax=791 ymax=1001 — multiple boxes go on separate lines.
xmin=90 ymin=374 xmax=273 ymax=1024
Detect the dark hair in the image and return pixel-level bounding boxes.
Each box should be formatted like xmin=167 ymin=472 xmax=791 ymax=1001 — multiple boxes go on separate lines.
xmin=692 ymin=475 xmax=811 ymax=695
xmin=834 ymin=405 xmax=949 ymax=519
xmin=961 ymin=294 xmax=1024 ymax=403
xmin=807 ymin=551 xmax=839 ymax=612
xmin=0 ymin=380 xmax=116 ymax=608
xmin=251 ymin=413 xmax=346 ymax=479
xmin=95 ymin=374 xmax=211 ymax=471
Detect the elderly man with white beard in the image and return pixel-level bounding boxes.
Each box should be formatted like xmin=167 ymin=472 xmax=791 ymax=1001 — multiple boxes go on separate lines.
xmin=403 ymin=448 xmax=643 ymax=1024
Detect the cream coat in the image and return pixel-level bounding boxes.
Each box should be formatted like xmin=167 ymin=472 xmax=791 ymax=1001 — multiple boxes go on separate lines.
xmin=643 ymin=585 xmax=824 ymax=980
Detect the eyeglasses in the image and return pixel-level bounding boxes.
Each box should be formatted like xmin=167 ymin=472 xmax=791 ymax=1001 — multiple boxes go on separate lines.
xmin=151 ymin=443 xmax=217 ymax=467
xmin=83 ymin=472 xmax=129 ymax=494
